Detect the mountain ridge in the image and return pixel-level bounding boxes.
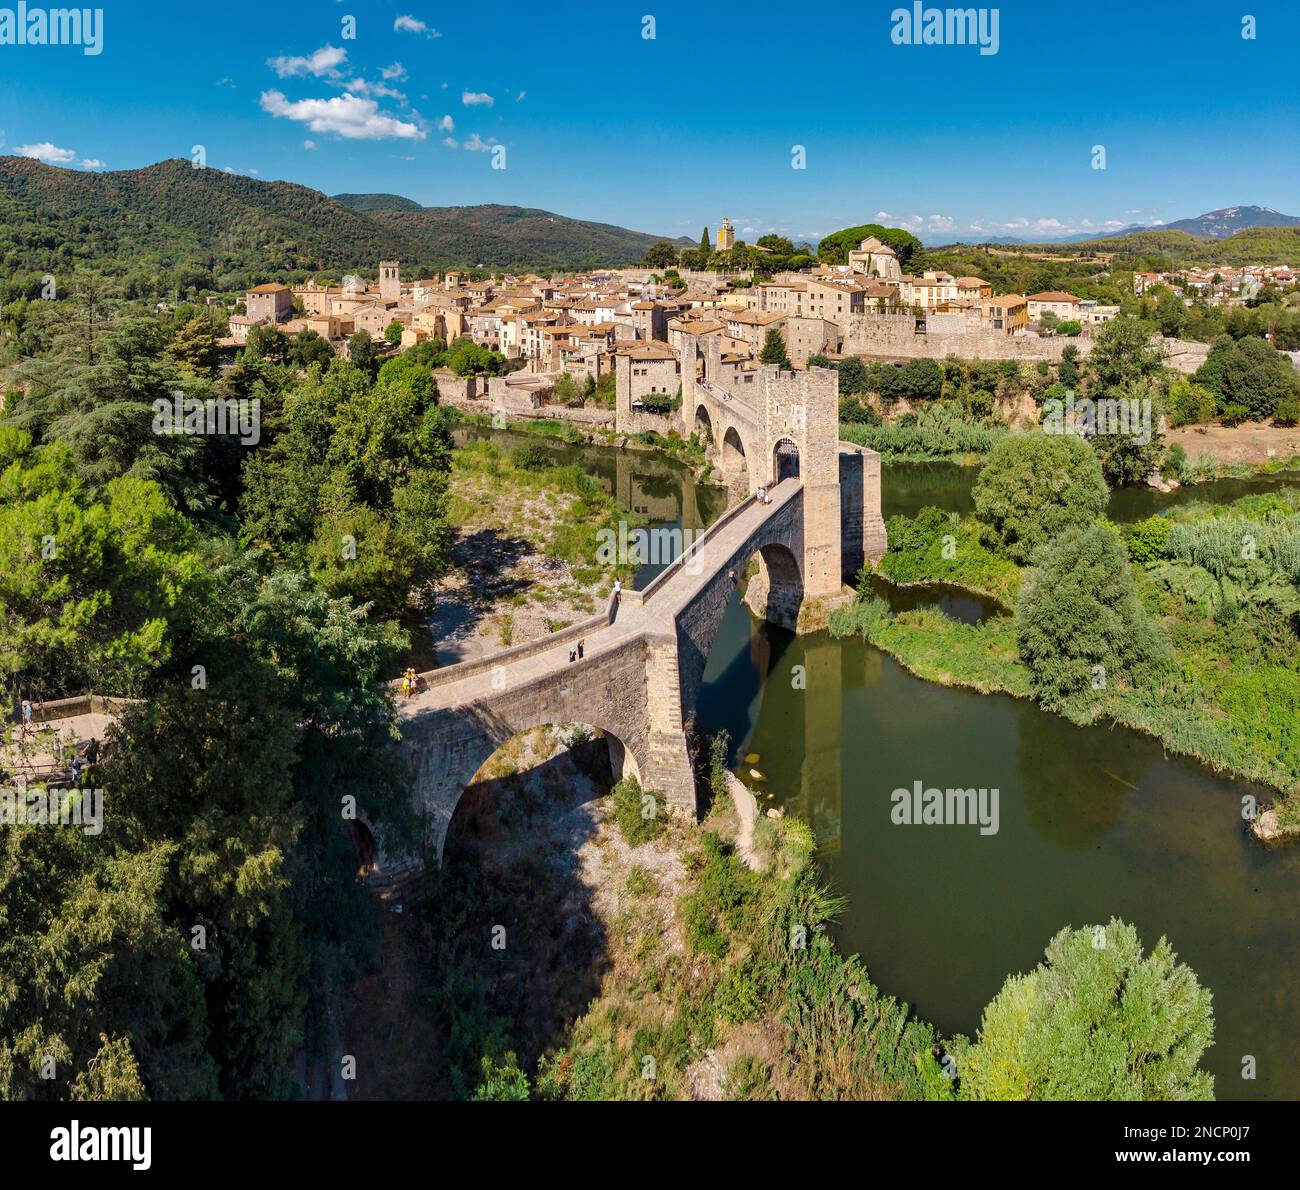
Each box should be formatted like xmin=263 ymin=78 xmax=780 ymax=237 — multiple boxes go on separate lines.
xmin=0 ymin=157 xmax=692 ymax=280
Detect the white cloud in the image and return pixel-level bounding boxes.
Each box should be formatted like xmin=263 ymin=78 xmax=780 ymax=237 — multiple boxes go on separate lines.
xmin=268 ymin=45 xmax=347 ymax=80
xmin=303 ymin=140 xmax=317 ymax=151
xmin=442 ymin=137 xmax=459 ymax=149
xmin=395 ymin=16 xmax=441 ymax=37
xmin=18 ymin=142 xmax=77 ymax=163
xmin=874 ymin=210 xmax=892 ymax=220
xmin=463 ymin=133 xmax=497 ymax=152
xmin=260 ymin=90 xmax=427 ymax=141
xmin=516 ymin=90 xmax=526 ymax=102
xmin=438 ymin=114 xmax=455 ymax=132
xmin=345 ymin=76 xmax=406 ymax=101
xmin=462 ymin=90 xmax=494 ymax=107
xmin=382 ymin=62 xmax=407 ymax=81
xmin=81 ymin=158 xmax=107 ymax=169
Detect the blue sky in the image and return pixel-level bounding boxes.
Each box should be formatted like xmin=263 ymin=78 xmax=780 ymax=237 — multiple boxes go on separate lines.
xmin=0 ymin=0 xmax=1297 ymax=244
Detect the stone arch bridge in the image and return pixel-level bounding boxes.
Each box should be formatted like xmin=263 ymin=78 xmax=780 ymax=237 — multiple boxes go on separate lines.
xmin=398 ymin=360 xmax=886 ymax=865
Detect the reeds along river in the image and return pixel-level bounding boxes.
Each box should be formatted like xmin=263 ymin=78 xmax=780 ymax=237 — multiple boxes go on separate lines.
xmin=472 ymin=427 xmax=1300 ymax=1100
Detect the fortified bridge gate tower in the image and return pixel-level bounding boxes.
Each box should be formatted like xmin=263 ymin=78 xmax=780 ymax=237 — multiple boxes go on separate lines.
xmin=679 ymin=334 xmax=887 ymax=604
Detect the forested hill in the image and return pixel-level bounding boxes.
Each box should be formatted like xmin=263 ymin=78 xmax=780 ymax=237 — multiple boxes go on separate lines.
xmin=0 ymin=157 xmax=690 ymax=293
xmin=352 ymin=201 xmax=695 ymax=274
xmin=331 ymin=192 xmax=425 ymax=213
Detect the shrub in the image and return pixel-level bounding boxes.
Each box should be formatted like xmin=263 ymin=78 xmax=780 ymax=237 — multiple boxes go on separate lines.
xmin=608 ymin=777 xmax=666 ymax=846
xmin=973 ymin=433 xmax=1108 ymax=564
xmin=1016 ymin=522 xmax=1176 ymax=715
xmin=1275 ymin=394 xmax=1300 ymax=427
xmin=1121 ymin=514 xmax=1172 ymax=565
xmin=839 ymin=395 xmax=879 ymax=424
xmin=1166 ymin=379 xmax=1216 ymax=428
xmin=509 ymin=443 xmax=551 ymax=471
xmin=958 ymin=919 xmax=1213 ymax=1101
xmin=840 ymin=401 xmax=1007 ymax=460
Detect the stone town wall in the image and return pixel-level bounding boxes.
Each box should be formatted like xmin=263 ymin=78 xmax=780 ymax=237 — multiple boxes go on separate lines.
xmin=839 ymin=313 xmax=1210 ymax=373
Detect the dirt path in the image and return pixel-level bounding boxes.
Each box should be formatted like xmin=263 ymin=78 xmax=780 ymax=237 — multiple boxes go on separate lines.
xmin=1166 ymin=422 xmax=1300 ymax=468
xmin=725 ymin=772 xmax=761 ymax=870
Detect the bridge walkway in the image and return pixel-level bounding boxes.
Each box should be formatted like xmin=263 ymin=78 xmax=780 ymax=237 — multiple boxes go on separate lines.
xmin=397 ymin=477 xmax=801 ymax=722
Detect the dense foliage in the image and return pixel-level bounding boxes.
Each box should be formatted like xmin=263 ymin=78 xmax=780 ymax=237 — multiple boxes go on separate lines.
xmin=956 ymin=919 xmax=1214 ymax=1101
xmin=0 ymin=282 xmax=441 ymax=1099
xmin=973 ymin=433 xmax=1109 ymax=563
xmin=1016 ymin=522 xmax=1176 ymax=716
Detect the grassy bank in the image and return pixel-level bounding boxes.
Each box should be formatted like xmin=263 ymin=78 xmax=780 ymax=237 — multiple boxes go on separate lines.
xmin=840 ymin=402 xmax=1008 ymax=463
xmin=835 ymin=495 xmax=1300 ymax=838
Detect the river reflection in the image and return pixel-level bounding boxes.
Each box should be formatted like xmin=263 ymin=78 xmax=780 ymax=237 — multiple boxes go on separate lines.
xmin=885 ymin=460 xmax=1300 ymax=523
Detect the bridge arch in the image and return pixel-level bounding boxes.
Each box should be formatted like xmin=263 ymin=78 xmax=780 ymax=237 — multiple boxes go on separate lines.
xmin=744 ymin=540 xmax=804 ymax=631
xmin=694 ymin=404 xmax=714 ymax=445
xmin=402 ymin=652 xmax=653 ymax=864
xmin=721 ymin=426 xmax=749 ymax=484
xmin=444 ymin=722 xmax=643 ymax=856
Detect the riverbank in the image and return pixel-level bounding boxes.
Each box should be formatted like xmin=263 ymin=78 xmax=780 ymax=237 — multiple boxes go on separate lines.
xmin=834 ymin=499 xmax=1300 ymax=840
xmin=424 ymin=438 xmax=641 ymax=666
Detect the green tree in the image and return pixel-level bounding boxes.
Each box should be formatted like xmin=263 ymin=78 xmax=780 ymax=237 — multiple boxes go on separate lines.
xmin=169 ymin=317 xmax=221 ymax=377
xmin=759 ymin=328 xmax=791 ymax=369
xmin=1087 ymin=315 xmax=1164 ymax=390
xmin=1166 ymin=379 xmax=1216 ymax=427
xmin=959 ymin=919 xmax=1214 ymax=1101
xmin=0 ymin=431 xmax=205 ymax=697
xmin=898 ymin=357 xmax=942 ymax=401
xmin=973 ymin=433 xmax=1108 ymax=564
xmin=644 ymin=241 xmax=679 ymax=270
xmin=1016 ymin=521 xmax=1175 ymax=715
xmin=384 ymin=321 xmax=405 ymax=347
xmin=699 ymin=227 xmax=711 ymax=255
xmin=1154 ymin=288 xmax=1188 ymax=338
xmin=1058 ymin=344 xmax=1080 ymax=389
xmin=837 ymin=356 xmax=869 ymax=395
xmin=292 ymin=329 xmax=336 ymax=369
xmin=1218 ymin=336 xmax=1299 ymax=421
xmin=245 ymin=324 xmax=291 ymax=364
xmin=346 ymin=331 xmax=378 ymax=378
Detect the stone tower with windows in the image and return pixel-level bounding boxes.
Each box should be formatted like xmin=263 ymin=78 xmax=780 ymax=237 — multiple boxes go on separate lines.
xmin=379 ymin=260 xmax=401 ymax=305
xmin=717 ymin=217 xmax=735 ymax=252
xmin=759 ymin=365 xmax=843 ymax=599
